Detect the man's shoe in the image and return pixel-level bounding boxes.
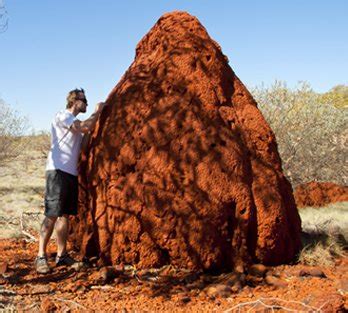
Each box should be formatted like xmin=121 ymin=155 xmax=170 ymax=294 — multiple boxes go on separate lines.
xmin=56 ymin=253 xmax=76 ymax=267
xmin=35 ymin=256 xmax=51 ymax=274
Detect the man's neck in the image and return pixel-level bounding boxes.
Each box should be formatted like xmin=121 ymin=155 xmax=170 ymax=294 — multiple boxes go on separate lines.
xmin=67 ymin=107 xmax=79 ymax=117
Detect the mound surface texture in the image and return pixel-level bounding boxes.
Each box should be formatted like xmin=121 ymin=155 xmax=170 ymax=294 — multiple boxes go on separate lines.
xmin=71 ymin=11 xmax=301 ymax=271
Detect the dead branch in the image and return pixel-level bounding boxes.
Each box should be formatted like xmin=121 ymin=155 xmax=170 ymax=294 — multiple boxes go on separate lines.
xmin=54 ymin=297 xmax=89 ymax=310
xmin=90 ymin=285 xmax=114 ymax=290
xmin=224 ymin=297 xmax=328 ymax=312
xmin=20 ymin=212 xmax=38 ymax=242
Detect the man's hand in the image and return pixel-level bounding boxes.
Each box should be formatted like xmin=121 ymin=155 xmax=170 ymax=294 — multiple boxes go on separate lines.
xmin=95 ymin=102 xmax=106 ymax=113
xmin=71 ymin=101 xmax=107 ymax=134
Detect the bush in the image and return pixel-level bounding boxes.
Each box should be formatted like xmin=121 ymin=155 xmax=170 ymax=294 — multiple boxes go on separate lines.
xmin=251 ymin=81 xmax=347 ymax=187
xmin=320 ymin=85 xmax=348 ymax=109
xmin=0 ymin=98 xmax=29 ymax=164
xmin=31 ymin=131 xmax=51 ymax=159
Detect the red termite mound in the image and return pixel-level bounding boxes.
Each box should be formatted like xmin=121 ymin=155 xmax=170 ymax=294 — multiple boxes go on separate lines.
xmin=294 ymin=181 xmax=348 ymax=208
xmin=71 ymin=11 xmax=302 ymax=271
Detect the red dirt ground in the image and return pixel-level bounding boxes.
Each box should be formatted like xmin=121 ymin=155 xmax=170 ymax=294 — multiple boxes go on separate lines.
xmin=295 ymin=181 xmax=348 ymax=208
xmin=1 ymin=239 xmax=347 ymax=312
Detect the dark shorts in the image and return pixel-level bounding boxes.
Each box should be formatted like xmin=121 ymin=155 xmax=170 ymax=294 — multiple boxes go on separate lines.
xmin=44 ymin=169 xmax=78 ymax=217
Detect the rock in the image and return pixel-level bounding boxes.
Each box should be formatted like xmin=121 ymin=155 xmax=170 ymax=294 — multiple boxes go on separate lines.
xmin=248 ymin=264 xmax=267 ymax=277
xmin=76 ymin=285 xmax=88 ymax=294
xmin=224 ymin=272 xmax=244 ymax=287
xmin=181 ymin=296 xmax=191 ymax=304
xmin=0 ymin=262 xmax=8 ymax=275
xmin=76 ymin=272 xmax=88 ymax=280
xmin=71 ymin=11 xmax=302 ymax=271
xmin=90 ymin=266 xmax=120 ymax=284
xmin=206 ymin=284 xmax=232 ymax=298
xmin=63 ymin=281 xmax=87 ymax=293
xmin=308 ymin=268 xmax=326 ymax=278
xmin=224 ymin=273 xmax=246 ymax=292
xmin=31 ymin=285 xmax=52 ymax=294
xmin=84 ymin=256 xmax=99 ymax=265
xmin=71 ymin=261 xmax=87 ymax=272
xmin=265 ymin=275 xmax=288 ymax=288
xmin=114 ymin=264 xmax=125 ymax=272
xmin=230 ymin=280 xmax=242 ymax=293
xmin=344 ymin=295 xmax=348 ymax=312
xmin=41 ymin=298 xmax=58 ymax=312
xmin=299 ymin=268 xmax=326 ymax=278
xmin=245 ymin=274 xmax=263 ymax=286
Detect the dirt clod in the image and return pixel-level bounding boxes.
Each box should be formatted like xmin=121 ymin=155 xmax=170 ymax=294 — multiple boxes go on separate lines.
xmin=248 ymin=264 xmax=268 ymax=277
xmin=265 ymin=275 xmax=288 ymax=288
xmin=41 ymin=298 xmax=58 ymax=312
xmin=295 ymin=181 xmax=348 ymax=208
xmin=0 ymin=261 xmax=8 ymax=274
xmin=299 ymin=268 xmax=327 ymax=278
xmin=180 ymin=296 xmax=191 ymax=304
xmin=206 ymin=284 xmax=232 ymax=298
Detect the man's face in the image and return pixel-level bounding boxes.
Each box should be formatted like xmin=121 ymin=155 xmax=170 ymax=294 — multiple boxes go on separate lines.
xmin=75 ymin=92 xmax=88 ymax=113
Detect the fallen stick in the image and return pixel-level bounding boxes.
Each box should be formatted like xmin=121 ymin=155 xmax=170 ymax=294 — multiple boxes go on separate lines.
xmin=20 ymin=212 xmax=37 ymax=242
xmin=224 ymin=297 xmax=327 ymax=313
xmin=54 ymin=297 xmax=88 ymax=310
xmin=90 ymin=285 xmax=114 ymax=290
xmin=21 ymin=302 xmax=41 ymax=311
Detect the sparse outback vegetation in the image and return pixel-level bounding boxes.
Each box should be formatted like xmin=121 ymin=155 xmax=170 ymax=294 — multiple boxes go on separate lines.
xmin=0 ymin=98 xmax=29 ymax=164
xmin=251 ymin=81 xmax=347 ymax=187
xmin=0 ymin=99 xmax=47 ymax=238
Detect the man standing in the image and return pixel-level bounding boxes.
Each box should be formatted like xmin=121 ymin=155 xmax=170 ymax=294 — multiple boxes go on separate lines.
xmin=35 ymin=88 xmax=105 ymax=274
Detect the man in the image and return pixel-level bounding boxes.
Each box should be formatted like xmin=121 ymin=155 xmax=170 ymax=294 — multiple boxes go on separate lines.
xmin=35 ymin=88 xmax=105 ymax=274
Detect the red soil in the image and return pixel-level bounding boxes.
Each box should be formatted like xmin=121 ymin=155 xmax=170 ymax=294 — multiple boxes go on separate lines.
xmin=295 ymin=181 xmax=348 ymax=208
xmin=0 ymin=239 xmax=347 ymax=312
xmin=70 ymin=11 xmax=301 ymax=271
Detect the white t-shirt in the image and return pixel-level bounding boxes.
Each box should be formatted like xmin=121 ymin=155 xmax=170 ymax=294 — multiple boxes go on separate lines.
xmin=46 ymin=110 xmax=83 ymax=176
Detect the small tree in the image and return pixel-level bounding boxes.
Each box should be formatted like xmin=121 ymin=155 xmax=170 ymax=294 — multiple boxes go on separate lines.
xmin=0 ymin=98 xmax=29 ymax=164
xmin=251 ymin=81 xmax=347 ymax=187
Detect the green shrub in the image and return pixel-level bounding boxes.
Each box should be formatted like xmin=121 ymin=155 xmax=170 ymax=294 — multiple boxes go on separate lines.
xmin=251 ymin=81 xmax=347 ymax=186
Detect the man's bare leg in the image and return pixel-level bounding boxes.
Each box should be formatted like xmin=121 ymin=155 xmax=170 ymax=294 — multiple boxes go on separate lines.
xmin=38 ymin=216 xmax=57 ymax=257
xmin=55 ymin=215 xmax=69 ymax=257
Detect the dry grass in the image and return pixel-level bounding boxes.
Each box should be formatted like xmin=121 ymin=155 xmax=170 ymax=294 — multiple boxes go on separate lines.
xmin=298 ymin=237 xmax=345 ymax=267
xmin=0 ymin=135 xmax=47 ymax=238
xmin=298 ymin=202 xmax=348 ymax=266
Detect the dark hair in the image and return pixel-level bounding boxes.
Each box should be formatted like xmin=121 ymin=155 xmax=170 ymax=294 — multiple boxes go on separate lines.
xmin=66 ymin=88 xmax=85 ymax=109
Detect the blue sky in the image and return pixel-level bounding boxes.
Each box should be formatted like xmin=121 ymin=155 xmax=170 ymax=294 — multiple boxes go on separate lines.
xmin=1 ymin=0 xmax=347 ymax=132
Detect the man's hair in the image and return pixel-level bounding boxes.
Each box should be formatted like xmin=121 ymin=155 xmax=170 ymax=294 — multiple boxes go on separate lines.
xmin=66 ymin=88 xmax=85 ymax=109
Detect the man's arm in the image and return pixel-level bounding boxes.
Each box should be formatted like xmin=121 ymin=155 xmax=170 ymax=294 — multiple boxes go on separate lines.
xmin=71 ymin=102 xmax=106 ymax=134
